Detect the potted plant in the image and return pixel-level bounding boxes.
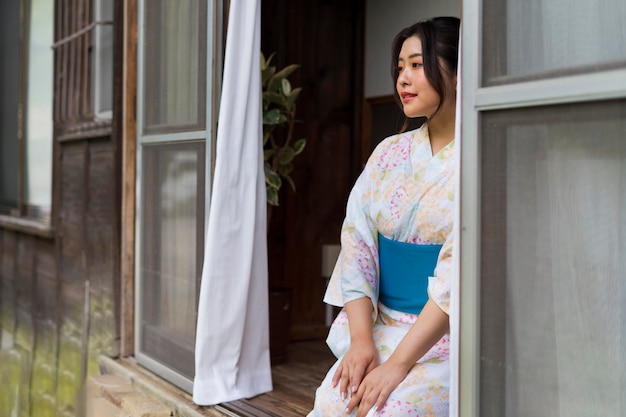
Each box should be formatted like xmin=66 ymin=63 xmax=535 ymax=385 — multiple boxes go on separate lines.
xmin=261 ymin=52 xmax=306 ymax=213
xmin=261 ymin=52 xmax=306 ymax=364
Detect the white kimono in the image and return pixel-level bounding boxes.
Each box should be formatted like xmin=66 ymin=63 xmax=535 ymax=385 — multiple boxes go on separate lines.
xmin=309 ymin=124 xmax=454 ymax=417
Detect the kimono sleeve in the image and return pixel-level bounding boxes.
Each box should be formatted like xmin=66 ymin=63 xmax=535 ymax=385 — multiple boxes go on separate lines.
xmin=323 ymin=165 xmax=379 ymax=312
xmin=428 ymin=231 xmax=453 ymax=315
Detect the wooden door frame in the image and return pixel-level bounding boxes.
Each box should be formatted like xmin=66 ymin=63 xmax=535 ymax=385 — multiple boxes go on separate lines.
xmin=118 ymin=0 xmax=138 ymax=357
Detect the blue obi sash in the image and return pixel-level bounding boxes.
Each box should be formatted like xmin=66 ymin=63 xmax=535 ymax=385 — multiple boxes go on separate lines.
xmin=378 ymin=233 xmax=442 ymax=315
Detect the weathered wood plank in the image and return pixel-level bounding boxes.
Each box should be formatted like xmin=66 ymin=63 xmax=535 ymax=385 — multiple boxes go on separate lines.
xmin=0 ymin=230 xmax=17 ymax=337
xmin=59 ymin=142 xmax=87 ymax=285
xmin=86 ymin=141 xmax=117 ymax=358
xmin=15 ymin=234 xmax=36 ymax=312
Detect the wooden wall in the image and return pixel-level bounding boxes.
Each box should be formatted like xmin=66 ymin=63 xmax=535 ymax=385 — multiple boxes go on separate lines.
xmin=0 ymin=0 xmax=124 ymax=414
xmin=0 ymin=136 xmax=120 ymax=417
xmin=261 ymin=0 xmax=366 ymax=339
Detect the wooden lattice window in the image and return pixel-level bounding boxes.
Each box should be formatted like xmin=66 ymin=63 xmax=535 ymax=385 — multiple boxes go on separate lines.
xmin=53 ymin=0 xmax=113 ymax=138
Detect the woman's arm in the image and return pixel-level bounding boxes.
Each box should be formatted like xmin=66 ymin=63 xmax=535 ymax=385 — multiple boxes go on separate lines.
xmin=332 ymin=297 xmax=379 ymax=400
xmin=387 ymin=298 xmax=449 ymax=368
xmin=345 ymin=298 xmax=449 ymax=417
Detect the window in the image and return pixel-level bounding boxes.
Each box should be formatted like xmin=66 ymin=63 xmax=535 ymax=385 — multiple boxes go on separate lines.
xmin=479 ymin=102 xmax=626 ymax=416
xmin=0 ymin=0 xmax=54 ymax=220
xmin=0 ymin=0 xmax=115 ymax=222
xmin=93 ymin=0 xmax=114 ymax=120
xmin=54 ymin=0 xmax=114 ymax=133
xmin=135 ymin=0 xmax=217 ymax=392
xmin=459 ymin=0 xmax=626 ymax=415
xmin=482 ymin=0 xmax=626 ymax=85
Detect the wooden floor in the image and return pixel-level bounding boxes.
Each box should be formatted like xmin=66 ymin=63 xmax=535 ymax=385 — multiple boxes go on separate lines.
xmin=221 ymin=340 xmax=335 ymax=417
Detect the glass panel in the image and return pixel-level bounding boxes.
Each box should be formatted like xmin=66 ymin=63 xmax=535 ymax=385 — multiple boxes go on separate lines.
xmin=92 ymin=0 xmax=114 ymax=118
xmin=482 ymin=0 xmax=626 ymax=85
xmin=24 ymin=0 xmax=53 ymax=210
xmin=143 ymin=0 xmax=207 ymax=134
xmin=479 ymin=100 xmax=626 ymax=417
xmin=140 ymin=142 xmax=205 ymax=379
xmin=0 ymin=0 xmax=21 ymax=209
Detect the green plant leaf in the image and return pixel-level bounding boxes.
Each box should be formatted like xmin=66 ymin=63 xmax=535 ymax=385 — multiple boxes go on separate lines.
xmin=292 ymin=138 xmax=306 ymax=155
xmin=262 ymin=66 xmax=276 ymax=86
xmin=263 ymin=108 xmax=287 ymax=125
xmin=281 ymin=79 xmax=292 ymax=95
xmin=267 ymin=187 xmax=279 ymax=206
xmin=278 ymin=162 xmax=293 ymax=176
xmin=263 ymin=91 xmax=287 ymax=108
xmin=265 ymin=52 xmax=276 ymax=66
xmin=287 ymin=87 xmax=302 ymax=108
xmin=264 ymin=149 xmax=274 ymax=161
xmin=276 ymin=113 xmax=289 ymax=125
xmin=279 ymin=148 xmax=295 ymax=165
xmin=267 ymin=64 xmax=299 ymax=93
xmin=274 ymin=64 xmax=299 ymax=81
xmin=265 ymin=166 xmax=282 ymax=190
xmin=263 ymin=131 xmax=271 ymax=146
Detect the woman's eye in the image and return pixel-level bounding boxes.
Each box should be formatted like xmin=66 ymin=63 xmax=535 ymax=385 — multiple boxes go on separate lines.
xmin=396 ymin=66 xmax=404 ymax=73
xmin=412 ymin=62 xmax=422 ymax=68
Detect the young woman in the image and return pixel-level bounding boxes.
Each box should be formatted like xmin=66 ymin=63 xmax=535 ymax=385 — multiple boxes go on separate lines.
xmin=308 ymin=17 xmax=460 ymax=417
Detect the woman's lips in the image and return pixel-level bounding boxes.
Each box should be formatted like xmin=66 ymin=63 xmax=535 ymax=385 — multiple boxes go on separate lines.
xmin=401 ymin=93 xmax=416 ymax=103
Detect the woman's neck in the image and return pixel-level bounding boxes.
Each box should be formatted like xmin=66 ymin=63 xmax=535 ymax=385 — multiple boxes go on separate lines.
xmin=427 ymin=102 xmax=456 ymax=156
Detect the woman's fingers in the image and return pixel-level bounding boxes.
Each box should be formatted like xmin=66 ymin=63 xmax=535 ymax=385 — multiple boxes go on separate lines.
xmin=349 ymin=365 xmax=364 ymax=394
xmin=345 ymin=384 xmax=363 ymax=415
xmin=337 ymin=364 xmax=349 ymax=399
xmin=373 ymin=390 xmax=389 ymax=415
xmin=347 ymin=364 xmax=404 ymax=417
xmin=332 ymin=363 xmax=343 ymax=388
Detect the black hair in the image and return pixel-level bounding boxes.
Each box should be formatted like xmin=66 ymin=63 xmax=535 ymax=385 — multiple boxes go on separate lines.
xmin=391 ymin=16 xmax=460 ymax=129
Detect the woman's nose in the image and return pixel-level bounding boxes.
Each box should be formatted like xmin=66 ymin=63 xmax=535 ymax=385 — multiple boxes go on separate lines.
xmin=398 ymin=69 xmax=410 ymax=86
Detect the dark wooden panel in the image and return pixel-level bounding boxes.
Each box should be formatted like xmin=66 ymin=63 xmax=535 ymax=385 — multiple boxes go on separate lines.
xmin=0 ymin=229 xmax=17 ymax=282
xmin=262 ymin=0 xmax=365 ymax=337
xmin=1 ymin=280 xmax=16 ymax=337
xmin=59 ymin=142 xmax=87 ymax=285
xmin=86 ymin=140 xmax=119 ymax=356
xmin=34 ymin=240 xmax=57 ymax=321
xmin=15 ymin=234 xmax=36 ymax=312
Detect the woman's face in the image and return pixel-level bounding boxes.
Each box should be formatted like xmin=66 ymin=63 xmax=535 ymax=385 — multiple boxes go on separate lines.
xmin=396 ymin=36 xmax=441 ymax=119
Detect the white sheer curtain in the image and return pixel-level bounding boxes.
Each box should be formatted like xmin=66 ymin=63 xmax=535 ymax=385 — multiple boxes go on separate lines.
xmin=193 ymin=0 xmax=272 ymax=405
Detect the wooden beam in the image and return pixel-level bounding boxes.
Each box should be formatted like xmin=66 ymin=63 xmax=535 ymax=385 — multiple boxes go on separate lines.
xmin=119 ymin=0 xmax=137 ymax=357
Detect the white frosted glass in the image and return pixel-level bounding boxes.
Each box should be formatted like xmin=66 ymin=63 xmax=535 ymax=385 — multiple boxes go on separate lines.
xmin=25 ymin=0 xmax=53 ymax=208
xmin=157 ymin=149 xmax=199 ymax=338
xmin=484 ymin=0 xmax=626 ymax=84
xmin=140 ymin=142 xmax=204 ymax=378
xmin=143 ymin=0 xmax=206 ymax=132
xmin=93 ymin=0 xmax=113 ymax=117
xmin=480 ymin=102 xmax=626 ymax=416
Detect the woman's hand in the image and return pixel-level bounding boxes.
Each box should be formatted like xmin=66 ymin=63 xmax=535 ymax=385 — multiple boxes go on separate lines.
xmin=332 ymin=338 xmax=379 ymax=401
xmin=344 ymin=299 xmax=450 ymax=416
xmin=344 ymin=359 xmax=409 ymax=417
xmin=334 ymin=297 xmax=378 ymax=400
